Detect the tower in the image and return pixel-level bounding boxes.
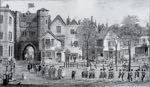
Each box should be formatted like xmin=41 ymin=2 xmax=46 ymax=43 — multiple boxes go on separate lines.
xmin=37 ymin=8 xmax=50 ymax=37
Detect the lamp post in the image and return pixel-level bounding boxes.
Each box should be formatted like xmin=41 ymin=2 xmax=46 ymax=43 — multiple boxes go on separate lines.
xmin=84 ymin=34 xmax=89 ymax=67
xmin=149 ymin=0 xmax=150 ymax=82
xmin=149 ymin=27 xmax=150 ymax=82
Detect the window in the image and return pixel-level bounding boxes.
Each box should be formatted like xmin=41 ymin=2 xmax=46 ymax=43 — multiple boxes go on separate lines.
xmin=92 ymin=50 xmax=95 ymax=54
xmin=97 ymin=39 xmax=103 ymax=46
xmin=52 ymin=51 xmax=55 ymax=58
xmin=108 ymin=41 xmax=115 ymax=47
xmin=9 ymin=32 xmax=12 ymax=41
xmin=11 ymin=46 xmax=13 ymax=56
xmin=42 ymin=52 xmax=45 ymax=57
xmin=0 ymin=15 xmax=3 ymax=24
xmin=46 ymin=20 xmax=48 ymax=24
xmin=123 ymin=42 xmax=128 ymax=46
xmin=29 ymin=31 xmax=35 ymax=37
xmin=42 ymin=39 xmax=45 ymax=48
xmin=108 ymin=41 xmax=111 ymax=47
xmin=9 ymin=17 xmax=12 ymax=25
xmin=9 ymin=46 xmax=11 ymax=57
xmin=74 ymin=41 xmax=78 ymax=47
xmin=100 ymin=53 xmax=103 ymax=57
xmin=56 ymin=26 xmax=61 ymax=33
xmin=124 ymin=49 xmax=129 ymax=55
xmin=71 ymin=41 xmax=74 ymax=46
xmin=142 ymin=38 xmax=146 ymax=44
xmin=51 ymin=39 xmax=54 ymax=46
xmin=70 ymin=29 xmax=75 ymax=34
xmin=46 ymin=51 xmax=51 ymax=57
xmin=45 ymin=39 xmax=51 ymax=48
xmin=0 ymin=32 xmax=3 ymax=39
xmin=0 ymin=46 xmax=3 ymax=56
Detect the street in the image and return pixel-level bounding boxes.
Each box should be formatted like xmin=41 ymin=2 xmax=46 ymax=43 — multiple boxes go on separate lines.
xmin=0 ymin=0 xmax=150 ymax=87
xmin=0 ymin=61 xmax=149 ymax=87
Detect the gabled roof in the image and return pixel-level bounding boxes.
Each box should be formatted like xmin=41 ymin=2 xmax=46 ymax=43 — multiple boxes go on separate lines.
xmin=51 ymin=15 xmax=66 ymax=25
xmin=39 ymin=30 xmax=61 ymax=42
xmin=97 ymin=28 xmax=111 ymax=39
xmin=69 ymin=19 xmax=78 ymax=25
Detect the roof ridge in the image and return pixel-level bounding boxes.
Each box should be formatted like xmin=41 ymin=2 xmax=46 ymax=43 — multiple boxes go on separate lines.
xmin=51 ymin=14 xmax=66 ymax=25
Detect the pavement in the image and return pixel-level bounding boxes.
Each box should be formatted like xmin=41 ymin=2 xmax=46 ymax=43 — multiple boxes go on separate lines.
xmin=0 ymin=61 xmax=149 ymax=87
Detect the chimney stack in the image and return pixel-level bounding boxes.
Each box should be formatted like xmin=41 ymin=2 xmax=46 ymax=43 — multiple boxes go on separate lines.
xmin=91 ymin=16 xmax=93 ymax=23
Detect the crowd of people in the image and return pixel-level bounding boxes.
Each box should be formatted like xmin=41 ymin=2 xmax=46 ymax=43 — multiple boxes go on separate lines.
xmin=81 ymin=67 xmax=148 ymax=82
xmin=27 ymin=63 xmax=65 ymax=80
xmin=1 ymin=58 xmax=16 ymax=85
xmin=26 ymin=63 xmax=148 ymax=82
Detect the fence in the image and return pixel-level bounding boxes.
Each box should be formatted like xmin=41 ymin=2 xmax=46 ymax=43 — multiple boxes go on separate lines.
xmin=64 ymin=62 xmax=142 ymax=70
xmin=64 ymin=62 xmax=87 ymax=68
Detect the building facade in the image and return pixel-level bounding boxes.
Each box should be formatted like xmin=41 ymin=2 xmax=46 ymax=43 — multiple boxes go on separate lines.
xmin=0 ymin=6 xmax=83 ymax=63
xmin=0 ymin=6 xmax=15 ymax=60
xmin=50 ymin=15 xmax=83 ymax=62
xmin=39 ymin=31 xmax=63 ymax=64
xmin=65 ymin=19 xmax=82 ymax=62
xmin=96 ymin=28 xmax=121 ymax=64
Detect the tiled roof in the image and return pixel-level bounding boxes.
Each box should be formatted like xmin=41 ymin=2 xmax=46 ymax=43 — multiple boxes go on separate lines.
xmin=51 ymin=15 xmax=66 ymax=25
xmin=39 ymin=30 xmax=61 ymax=42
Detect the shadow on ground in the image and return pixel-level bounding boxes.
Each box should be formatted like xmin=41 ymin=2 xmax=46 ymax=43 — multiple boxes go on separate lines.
xmin=0 ymin=84 xmax=93 ymax=87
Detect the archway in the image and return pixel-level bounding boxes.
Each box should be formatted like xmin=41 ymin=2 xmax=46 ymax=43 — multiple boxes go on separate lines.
xmin=22 ymin=44 xmax=36 ymax=61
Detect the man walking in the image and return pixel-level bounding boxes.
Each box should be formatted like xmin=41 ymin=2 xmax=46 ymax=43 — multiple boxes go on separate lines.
xmin=71 ymin=70 xmax=76 ymax=80
xmin=121 ymin=69 xmax=125 ymax=81
xmin=128 ymin=69 xmax=133 ymax=82
xmin=118 ymin=69 xmax=122 ymax=79
xmin=141 ymin=69 xmax=146 ymax=82
xmin=58 ymin=67 xmax=62 ymax=79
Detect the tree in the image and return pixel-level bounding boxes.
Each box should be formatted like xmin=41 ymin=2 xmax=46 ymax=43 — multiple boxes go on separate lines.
xmin=109 ymin=25 xmax=120 ymax=71
xmin=77 ymin=18 xmax=97 ymax=67
xmin=119 ymin=15 xmax=142 ymax=71
xmin=122 ymin=15 xmax=139 ymax=26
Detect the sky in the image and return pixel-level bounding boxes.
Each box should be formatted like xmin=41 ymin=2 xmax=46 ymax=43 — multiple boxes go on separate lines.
xmin=1 ymin=0 xmax=149 ymax=26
